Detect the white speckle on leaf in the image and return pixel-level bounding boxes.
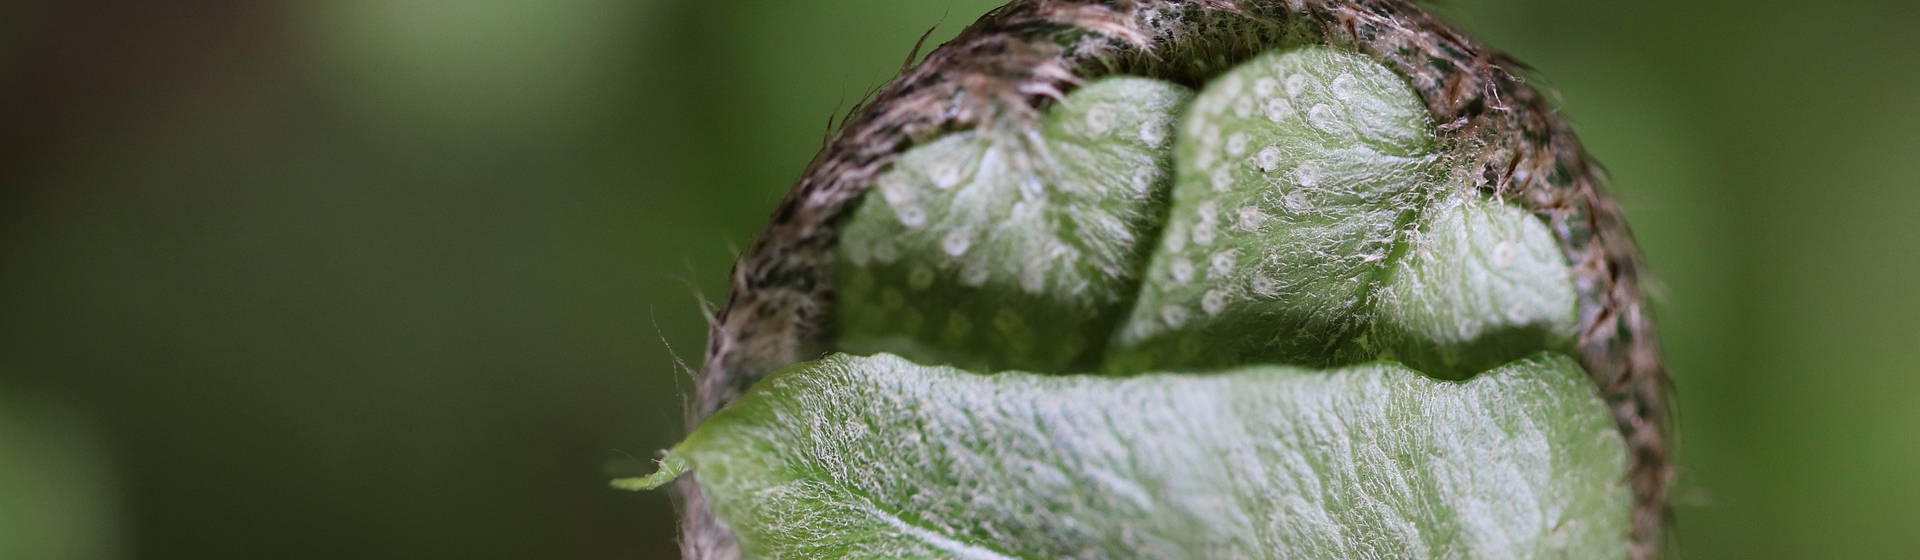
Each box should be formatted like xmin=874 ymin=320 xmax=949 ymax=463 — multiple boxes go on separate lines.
xmin=929 ymin=160 xmax=964 ymax=190
xmin=1264 ymin=98 xmax=1294 ymax=123
xmin=1195 ymin=96 xmax=1224 ymax=118
xmin=1085 ymin=104 xmax=1115 ymax=137
xmin=1331 ymin=73 xmax=1360 ymax=100
xmin=1170 ymin=258 xmax=1195 ymax=284
xmin=1236 ymin=206 xmax=1268 ymax=231
xmin=1285 ymin=73 xmax=1307 ymax=97
xmin=1193 ymin=202 xmax=1218 ymax=246
xmin=1457 ymin=317 xmax=1484 ymax=339
xmin=1250 ymin=273 xmax=1279 ymax=297
xmin=1131 ymin=164 xmax=1157 ymax=193
xmin=1195 ymin=149 xmax=1217 ymax=172
xmin=1493 ymin=241 xmax=1517 ymax=269
xmin=1202 ymin=289 xmax=1229 ymax=315
xmin=942 ymin=230 xmax=973 ymax=258
xmin=897 ymin=205 xmax=927 ymax=229
xmin=1209 ymin=250 xmax=1236 ymax=278
xmin=1254 ymin=77 xmax=1279 ymax=97
xmin=1308 ymin=103 xmax=1341 ymax=134
xmin=1218 ymin=74 xmax=1243 ymax=94
xmin=1255 ymin=145 xmax=1283 ymax=172
xmin=1139 ymin=119 xmax=1167 ymax=147
xmin=1293 ymin=162 xmax=1321 ymax=189
xmin=1227 ymin=132 xmax=1249 ymax=156
xmin=1282 ymin=193 xmax=1313 ymax=213
xmin=1507 ymin=302 xmax=1531 ymax=324
xmin=1211 ymin=168 xmax=1234 ymax=192
xmin=1233 ymin=97 xmax=1254 ymax=119
xmin=879 ymin=173 xmax=911 ymax=205
xmin=1161 ymin=304 xmax=1189 ymax=327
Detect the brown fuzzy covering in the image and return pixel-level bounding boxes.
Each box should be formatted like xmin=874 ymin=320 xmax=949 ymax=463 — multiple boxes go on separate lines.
xmin=681 ymin=1 xmax=1672 ymax=558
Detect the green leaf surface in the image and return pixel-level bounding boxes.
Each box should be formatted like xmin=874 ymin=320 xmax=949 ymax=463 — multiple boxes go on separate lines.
xmin=1108 ymin=47 xmax=1575 ymax=378
xmin=681 ymin=44 xmax=1622 ymax=559
xmin=678 ymin=352 xmax=1629 ymax=560
xmin=1361 ymin=194 xmax=1578 ymax=378
xmin=837 ymin=77 xmax=1192 ymax=373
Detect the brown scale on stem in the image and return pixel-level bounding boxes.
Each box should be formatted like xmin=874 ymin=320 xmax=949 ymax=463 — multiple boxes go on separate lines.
xmin=682 ymin=1 xmax=1672 ymax=558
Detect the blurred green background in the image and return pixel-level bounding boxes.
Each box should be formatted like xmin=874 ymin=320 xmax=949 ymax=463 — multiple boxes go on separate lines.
xmin=1 ymin=0 xmax=1915 ymax=558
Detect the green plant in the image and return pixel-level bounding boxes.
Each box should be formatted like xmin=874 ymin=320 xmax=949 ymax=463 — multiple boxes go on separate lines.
xmin=633 ymin=1 xmax=1671 ymax=559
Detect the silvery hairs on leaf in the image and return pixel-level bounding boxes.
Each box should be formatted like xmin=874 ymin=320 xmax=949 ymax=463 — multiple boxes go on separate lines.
xmin=685 ymin=1 xmax=1671 ymax=559
xmin=680 ymin=353 xmax=1629 ymax=559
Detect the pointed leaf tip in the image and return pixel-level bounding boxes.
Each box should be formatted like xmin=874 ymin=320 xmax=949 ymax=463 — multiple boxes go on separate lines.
xmin=611 ymin=450 xmax=690 ymax=491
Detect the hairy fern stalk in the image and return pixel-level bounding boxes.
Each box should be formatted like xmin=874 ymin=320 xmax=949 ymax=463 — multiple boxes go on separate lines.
xmin=642 ymin=1 xmax=1672 ymax=559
